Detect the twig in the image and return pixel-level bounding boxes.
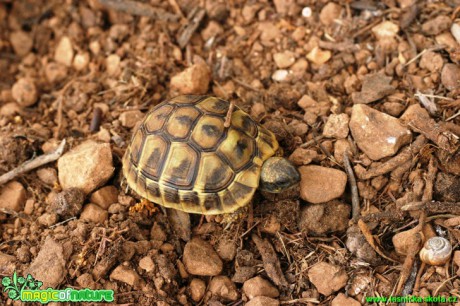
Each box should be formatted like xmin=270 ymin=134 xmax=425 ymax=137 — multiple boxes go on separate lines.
xmin=0 ymin=139 xmax=66 ymax=186
xmin=49 ymin=216 xmax=76 ymax=229
xmin=280 ymin=298 xmax=320 ymax=304
xmin=300 ymin=135 xmax=325 ymax=148
xmin=224 ymin=101 xmax=235 ymax=128
xmin=401 ymin=201 xmax=460 ymax=214
xmin=355 ymin=135 xmax=426 ymax=180
xmin=98 ymin=0 xmax=178 ymax=21
xmin=343 ymin=152 xmax=360 ymax=221
xmin=357 ymin=219 xmax=399 ymax=263
xmin=404 ymin=45 xmax=446 ymax=66
xmin=176 ymin=7 xmax=206 ymax=48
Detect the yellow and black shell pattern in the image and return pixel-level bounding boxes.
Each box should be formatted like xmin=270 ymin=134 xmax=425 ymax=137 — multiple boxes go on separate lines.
xmin=122 ymin=95 xmax=279 ymax=215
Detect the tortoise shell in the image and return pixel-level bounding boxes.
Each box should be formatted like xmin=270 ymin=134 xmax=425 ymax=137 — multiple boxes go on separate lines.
xmin=122 ymin=95 xmax=279 ymax=214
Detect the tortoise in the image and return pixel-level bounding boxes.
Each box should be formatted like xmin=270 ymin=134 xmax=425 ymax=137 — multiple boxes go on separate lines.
xmin=122 ymin=95 xmax=300 ymax=215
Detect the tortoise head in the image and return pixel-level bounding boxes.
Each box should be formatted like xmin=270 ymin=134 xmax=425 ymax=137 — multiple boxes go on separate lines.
xmin=259 ymin=157 xmax=300 ymax=193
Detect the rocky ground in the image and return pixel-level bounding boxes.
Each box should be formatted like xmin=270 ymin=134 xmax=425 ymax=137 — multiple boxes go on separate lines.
xmin=1 ymin=0 xmax=460 ymax=305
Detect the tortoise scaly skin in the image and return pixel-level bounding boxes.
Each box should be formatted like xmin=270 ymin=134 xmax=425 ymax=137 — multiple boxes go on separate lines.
xmin=123 ymin=95 xmax=298 ymax=215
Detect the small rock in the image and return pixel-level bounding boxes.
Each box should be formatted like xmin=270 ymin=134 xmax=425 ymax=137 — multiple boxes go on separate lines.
xmin=243 ymin=276 xmax=279 ymax=299
xmin=258 ymin=22 xmax=281 ymax=42
xmin=273 ymin=51 xmax=296 ymax=69
xmin=201 ymin=21 xmax=224 ymax=41
xmin=73 ymin=52 xmax=90 ymax=71
xmin=27 ymin=236 xmax=67 ymax=289
xmin=16 ymin=245 xmax=31 ymax=263
xmin=45 ymin=62 xmax=68 ymax=83
xmin=453 ymin=251 xmax=460 ymax=268
xmin=419 ymin=51 xmax=444 ymax=72
xmin=298 ymin=200 xmax=351 ymax=235
xmin=37 ymin=212 xmax=59 ymax=227
xmin=259 ymin=214 xmax=281 ymax=234
xmin=139 ymin=256 xmax=155 ymax=272
xmin=106 ymin=54 xmax=121 ymax=77
xmin=245 ymin=296 xmax=280 ymax=306
xmin=49 ymin=188 xmax=84 ymax=218
xmin=392 ymin=226 xmax=423 ymax=256
xmin=349 ymin=104 xmax=412 ymax=161
xmin=0 ymin=181 xmax=26 ymax=212
xmin=80 ymin=203 xmax=108 ymax=223
xmin=190 ymin=278 xmax=206 ymax=302
xmin=319 ymin=3 xmax=342 ymax=26
xmin=0 ymin=102 xmax=21 ymax=116
xmin=76 ymin=273 xmax=98 ymax=290
xmin=288 ymin=120 xmax=308 ymax=136
xmin=183 ymin=237 xmax=223 ymax=276
xmin=12 ymin=78 xmax=37 ymax=107
xmin=441 ymin=63 xmax=460 ymax=91
xmin=451 ymin=22 xmax=460 ymax=44
xmin=90 ymin=186 xmax=119 ymax=209
xmin=54 ymin=36 xmax=74 ymax=66
xmin=372 ymin=21 xmax=399 ymax=40
xmin=57 ymin=140 xmax=114 ymax=194
xmin=346 ymin=225 xmax=380 ymax=265
xmin=306 ymin=47 xmax=331 ymax=65
xmin=308 ymin=262 xmax=348 ymax=296
xmin=216 ymin=239 xmax=237 ymax=261
xmin=271 ymin=69 xmax=290 ymax=82
xmin=24 ymin=199 xmax=34 ymax=215
xmin=36 ymin=167 xmax=58 ymax=186
xmin=422 ymin=15 xmax=451 ymax=35
xmin=208 ymin=276 xmax=239 ymax=301
xmin=289 ymin=148 xmax=317 ymax=166
xmin=119 ymin=110 xmax=144 ymax=128
xmin=250 ymin=103 xmax=266 ymax=121
xmin=334 ymin=139 xmax=353 ymax=164
xmin=10 ymin=31 xmax=33 ymax=56
xmin=323 ymin=114 xmax=350 ymax=139
xmin=331 ymin=293 xmax=361 ymax=306
xmin=170 ymin=62 xmax=211 ymax=95
xmin=273 ymin=0 xmax=295 ymax=16
xmin=351 ymin=73 xmax=395 ymax=104
xmin=110 ymin=264 xmax=141 ymax=288
xmin=151 ymin=222 xmax=167 ymax=242
xmin=0 ymin=253 xmax=16 ymax=275
xmin=297 ymin=95 xmax=317 ymax=109
xmin=299 ymin=166 xmax=347 ymax=204
xmin=383 ymin=102 xmax=405 ymax=117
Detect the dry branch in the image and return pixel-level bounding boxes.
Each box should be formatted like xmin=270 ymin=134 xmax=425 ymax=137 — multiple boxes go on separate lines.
xmin=0 ymin=139 xmax=66 ymax=186
xmin=98 ymin=0 xmax=178 ymax=21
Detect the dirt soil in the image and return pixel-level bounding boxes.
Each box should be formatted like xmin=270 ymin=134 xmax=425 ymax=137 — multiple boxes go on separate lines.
xmin=1 ymin=0 xmax=460 ymax=305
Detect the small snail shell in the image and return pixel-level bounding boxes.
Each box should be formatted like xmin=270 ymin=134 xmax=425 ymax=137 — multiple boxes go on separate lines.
xmin=419 ymin=237 xmax=452 ymax=266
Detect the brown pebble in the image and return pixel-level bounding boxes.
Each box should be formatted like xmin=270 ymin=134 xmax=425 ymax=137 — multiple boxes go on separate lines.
xmin=299 ymin=166 xmax=347 ymax=203
xmin=36 ymin=168 xmax=58 ymax=186
xmin=10 ymin=31 xmax=33 ymax=56
xmin=80 ymin=203 xmax=108 ymax=223
xmin=90 ymin=186 xmax=118 ymax=210
xmin=12 ymin=78 xmax=37 ymax=107
xmin=0 ymin=181 xmax=27 ymax=212
xmin=183 ymin=237 xmax=223 ymax=276
xmin=243 ymin=276 xmax=280 ymax=299
xmin=190 ymin=278 xmax=206 ymax=302
xmin=308 ymin=262 xmax=348 ymax=296
xmin=208 ymin=276 xmax=240 ymax=301
xmin=170 ymin=62 xmax=211 ymax=95
xmin=441 ymin=63 xmax=460 ymax=91
xmin=49 ymin=188 xmax=84 ymax=218
xmin=245 ymin=296 xmax=280 ymax=306
xmin=54 ymin=36 xmax=74 ymax=67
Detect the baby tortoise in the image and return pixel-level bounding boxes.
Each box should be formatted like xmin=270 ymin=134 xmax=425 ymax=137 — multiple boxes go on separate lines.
xmin=123 ymin=95 xmax=300 ymax=215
